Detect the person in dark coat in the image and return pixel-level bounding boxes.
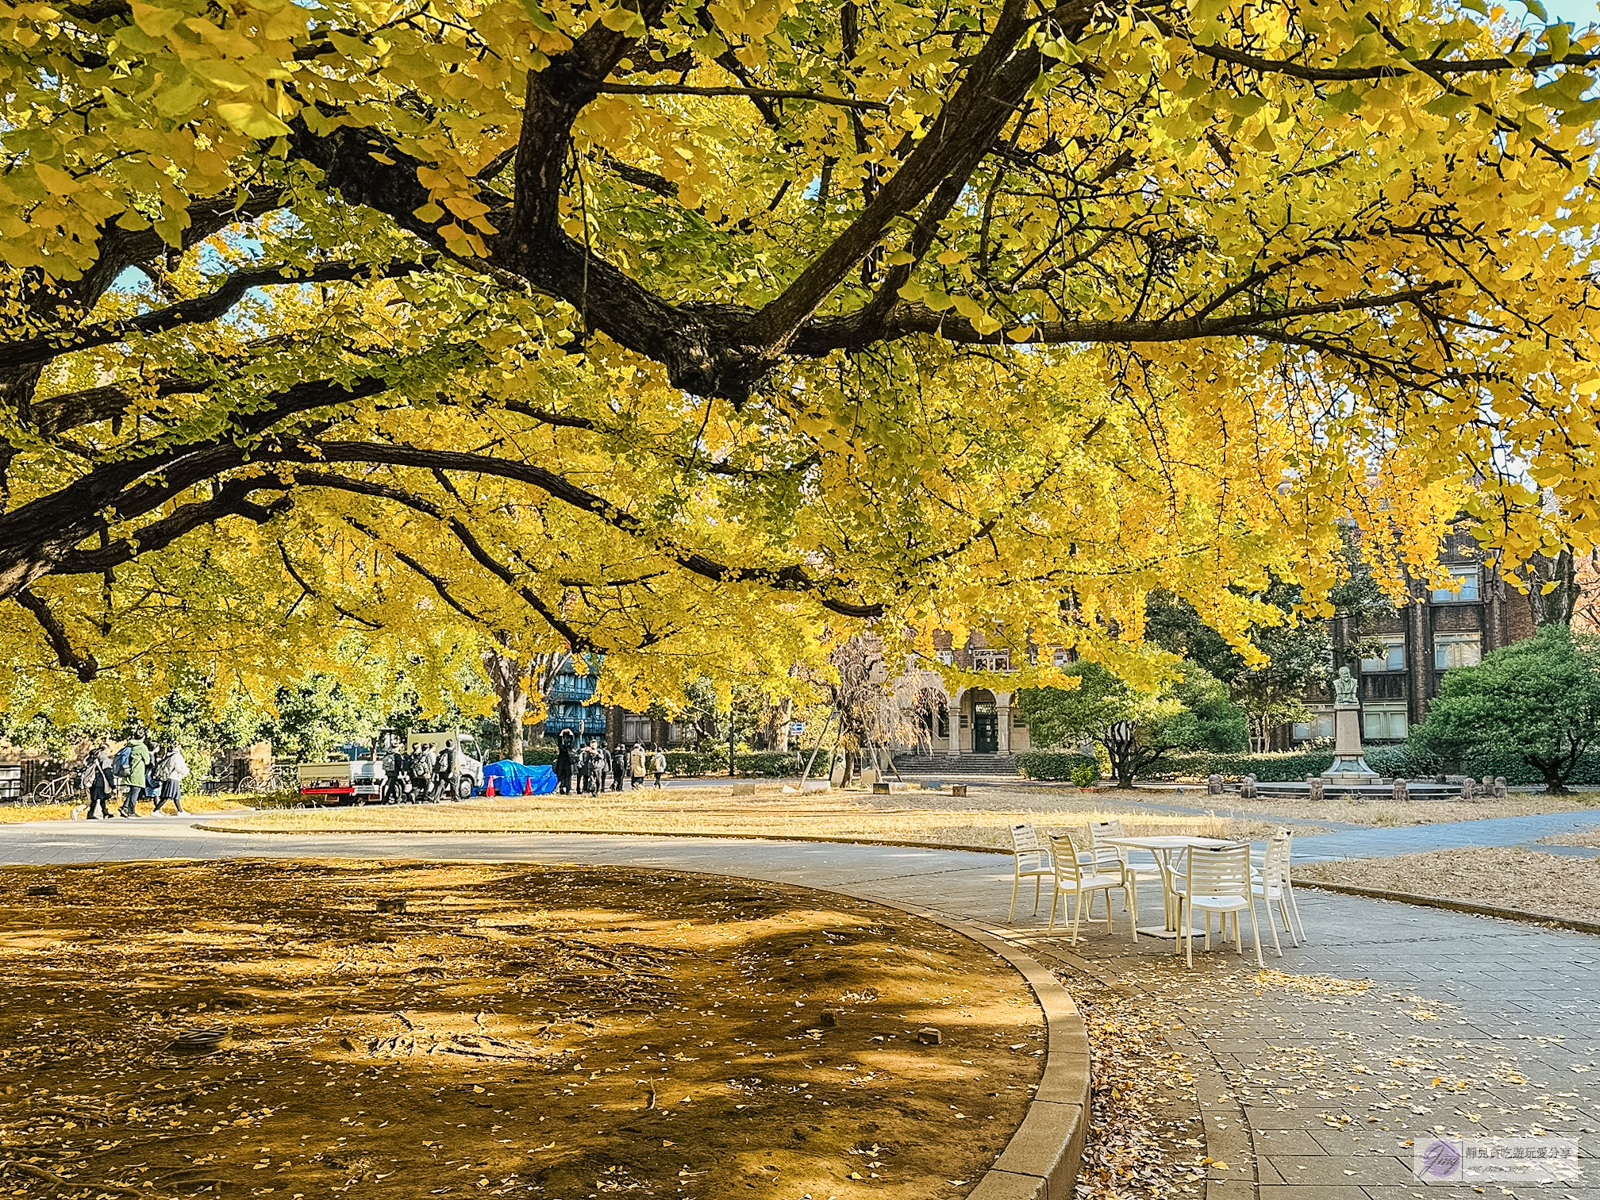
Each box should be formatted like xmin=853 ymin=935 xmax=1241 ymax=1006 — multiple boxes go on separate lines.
xmin=578 ymin=740 xmax=601 ymax=797
xmin=612 ymin=744 xmax=627 ymax=791
xmin=83 ymin=744 xmax=113 ymax=819
xmin=554 ymin=729 xmax=576 ymax=795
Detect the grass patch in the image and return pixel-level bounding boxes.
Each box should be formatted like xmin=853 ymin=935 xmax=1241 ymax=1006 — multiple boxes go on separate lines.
xmin=0 ymin=792 xmax=255 ymax=824
xmin=214 ymin=783 xmax=1300 ymax=847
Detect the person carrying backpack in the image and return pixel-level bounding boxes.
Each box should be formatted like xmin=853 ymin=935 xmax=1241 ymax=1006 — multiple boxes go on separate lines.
xmin=111 ymin=741 xmax=133 ymax=790
xmin=119 ymin=738 xmax=151 ymax=818
xmin=651 ymin=747 xmax=667 ymax=789
xmin=81 ymin=744 xmax=113 ymax=819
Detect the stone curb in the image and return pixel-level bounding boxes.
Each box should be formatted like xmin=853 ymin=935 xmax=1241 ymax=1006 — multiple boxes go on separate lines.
xmin=1294 ymin=878 xmax=1600 ymax=937
xmin=1010 ymin=940 xmax=1258 ymax=1200
xmin=812 ymin=888 xmax=1092 ymax=1200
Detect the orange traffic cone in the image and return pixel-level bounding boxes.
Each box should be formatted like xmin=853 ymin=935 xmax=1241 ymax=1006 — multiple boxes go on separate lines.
xmin=524 ymin=777 xmax=533 ymax=795
xmin=485 ymin=777 xmax=496 ymax=797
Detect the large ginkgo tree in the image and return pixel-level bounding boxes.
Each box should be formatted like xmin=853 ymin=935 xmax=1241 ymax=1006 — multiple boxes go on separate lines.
xmin=1 ymin=0 xmax=1597 ymax=700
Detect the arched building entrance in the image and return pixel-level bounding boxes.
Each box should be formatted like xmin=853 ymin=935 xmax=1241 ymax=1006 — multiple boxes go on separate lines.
xmin=968 ymin=689 xmax=998 ymax=753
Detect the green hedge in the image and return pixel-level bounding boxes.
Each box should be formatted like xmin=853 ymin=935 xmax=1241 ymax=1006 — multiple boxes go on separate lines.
xmin=1158 ymin=743 xmax=1442 ymax=782
xmin=1016 ymin=751 xmax=1100 ymax=782
xmin=1157 ymin=751 xmax=1327 ymax=781
xmin=658 ymin=750 xmax=802 ymax=777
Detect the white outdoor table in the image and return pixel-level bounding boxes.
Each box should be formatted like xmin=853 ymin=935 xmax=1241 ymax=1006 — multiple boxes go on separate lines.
xmin=1103 ymin=835 xmax=1239 ymax=940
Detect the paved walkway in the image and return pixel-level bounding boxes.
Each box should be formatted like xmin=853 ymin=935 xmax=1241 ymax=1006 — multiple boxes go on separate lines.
xmin=1292 ymin=809 xmax=1600 ymax=862
xmin=2 ymin=816 xmax=1597 ymax=1199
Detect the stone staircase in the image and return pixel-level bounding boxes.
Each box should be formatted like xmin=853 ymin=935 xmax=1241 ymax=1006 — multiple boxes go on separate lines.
xmin=891 ymin=752 xmax=1020 ymax=777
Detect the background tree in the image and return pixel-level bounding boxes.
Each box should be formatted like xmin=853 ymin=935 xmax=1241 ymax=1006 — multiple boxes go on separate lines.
xmin=1412 ymin=626 xmax=1600 ymax=795
xmin=1019 ymin=663 xmax=1245 ymax=788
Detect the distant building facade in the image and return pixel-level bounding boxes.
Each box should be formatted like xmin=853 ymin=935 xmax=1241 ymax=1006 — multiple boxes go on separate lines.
xmin=540 ymin=655 xmax=688 ymax=747
xmin=1296 ymin=530 xmax=1540 ymax=745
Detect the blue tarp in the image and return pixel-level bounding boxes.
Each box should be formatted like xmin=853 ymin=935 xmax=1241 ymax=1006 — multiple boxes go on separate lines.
xmin=483 ymin=761 xmax=558 ymax=796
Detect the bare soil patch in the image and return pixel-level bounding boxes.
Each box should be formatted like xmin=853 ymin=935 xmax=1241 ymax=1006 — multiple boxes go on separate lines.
xmin=1294 ymin=846 xmax=1600 ymax=925
xmin=0 ymin=859 xmax=1043 ymax=1200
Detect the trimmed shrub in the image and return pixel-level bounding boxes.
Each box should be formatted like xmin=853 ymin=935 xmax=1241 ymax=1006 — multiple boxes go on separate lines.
xmin=1016 ymin=751 xmax=1100 ymax=782
xmin=734 ymin=751 xmax=800 ymax=777
xmin=664 ymin=749 xmax=720 ymax=776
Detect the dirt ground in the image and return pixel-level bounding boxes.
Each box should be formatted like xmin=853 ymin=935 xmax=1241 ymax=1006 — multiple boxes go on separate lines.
xmin=0 ymin=860 xmax=1043 ymax=1200
xmin=213 ymin=785 xmax=1296 ymax=847
xmin=1294 ymin=846 xmax=1600 ymax=925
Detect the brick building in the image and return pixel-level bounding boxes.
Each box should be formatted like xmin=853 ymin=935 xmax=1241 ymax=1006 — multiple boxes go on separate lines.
xmin=1298 ymin=530 xmax=1540 ymax=744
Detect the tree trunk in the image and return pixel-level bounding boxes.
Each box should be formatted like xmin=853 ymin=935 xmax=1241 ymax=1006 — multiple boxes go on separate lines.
xmin=481 ymin=647 xmax=530 ymax=762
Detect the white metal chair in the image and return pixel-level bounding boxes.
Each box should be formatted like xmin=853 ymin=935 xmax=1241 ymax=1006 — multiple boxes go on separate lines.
xmin=1087 ymin=818 xmax=1164 ymax=904
xmin=1252 ymin=828 xmax=1304 ymax=948
xmin=1046 ymin=831 xmax=1134 ymax=945
xmin=1008 ymin=824 xmax=1055 ymax=922
xmin=1177 ymin=842 xmax=1263 ymax=968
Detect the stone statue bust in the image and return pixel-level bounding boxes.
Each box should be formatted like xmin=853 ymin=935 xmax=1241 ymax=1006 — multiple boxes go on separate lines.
xmin=1332 ymin=665 xmax=1359 ymax=707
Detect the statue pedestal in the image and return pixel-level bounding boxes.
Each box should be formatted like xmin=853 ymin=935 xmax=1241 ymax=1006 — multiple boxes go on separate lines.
xmin=1322 ymin=705 xmax=1378 ymax=784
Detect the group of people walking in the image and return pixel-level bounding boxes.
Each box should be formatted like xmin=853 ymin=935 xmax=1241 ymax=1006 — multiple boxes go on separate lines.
xmin=80 ymin=737 xmax=190 ymax=818
xmin=554 ymin=734 xmax=667 ymax=795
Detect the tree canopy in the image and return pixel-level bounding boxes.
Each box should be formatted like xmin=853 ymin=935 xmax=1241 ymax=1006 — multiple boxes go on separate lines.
xmin=4 ymin=0 xmax=1600 ymax=707
xmin=1019 ymin=660 xmax=1245 ymax=786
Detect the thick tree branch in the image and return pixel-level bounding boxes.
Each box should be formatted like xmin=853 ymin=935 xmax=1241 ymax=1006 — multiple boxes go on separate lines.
xmin=14 ymin=588 xmax=99 ymax=681
xmin=595 ymin=83 xmax=890 ymax=110
xmin=749 ymin=0 xmax=1076 ymax=348
xmin=791 ymin=282 xmax=1454 ymax=352
xmin=279 ymin=443 xmax=885 ymax=617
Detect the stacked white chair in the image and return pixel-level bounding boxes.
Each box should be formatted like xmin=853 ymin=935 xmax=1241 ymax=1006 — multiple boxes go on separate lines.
xmin=1251 ymin=827 xmax=1304 ymax=949
xmin=1178 ymin=842 xmax=1263 ymax=968
xmin=1008 ymin=823 xmax=1055 ymax=922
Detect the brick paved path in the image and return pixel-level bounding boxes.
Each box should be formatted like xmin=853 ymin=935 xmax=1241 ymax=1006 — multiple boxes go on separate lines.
xmin=2 ymin=817 xmax=1596 ymax=1199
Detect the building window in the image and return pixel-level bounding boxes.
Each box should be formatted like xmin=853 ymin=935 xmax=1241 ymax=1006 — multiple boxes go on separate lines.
xmin=1431 ymin=565 xmax=1480 ymax=603
xmin=936 ymin=705 xmax=949 ymax=738
xmin=621 ymin=714 xmax=651 ymax=743
xmin=1434 ymin=633 xmax=1482 ymax=671
xmin=1363 ymin=705 xmax=1409 ymax=740
xmin=1292 ymin=711 xmax=1336 ymax=741
xmin=1052 ymin=648 xmax=1075 ymax=668
xmin=971 ymin=650 xmax=1011 ymax=671
xmin=1360 ymin=638 xmax=1406 ymax=673
xmin=1363 ymin=674 xmax=1406 ymax=700
xmin=1012 ymin=709 xmax=1026 ymax=728
xmin=937 ymin=649 xmax=955 ymax=666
